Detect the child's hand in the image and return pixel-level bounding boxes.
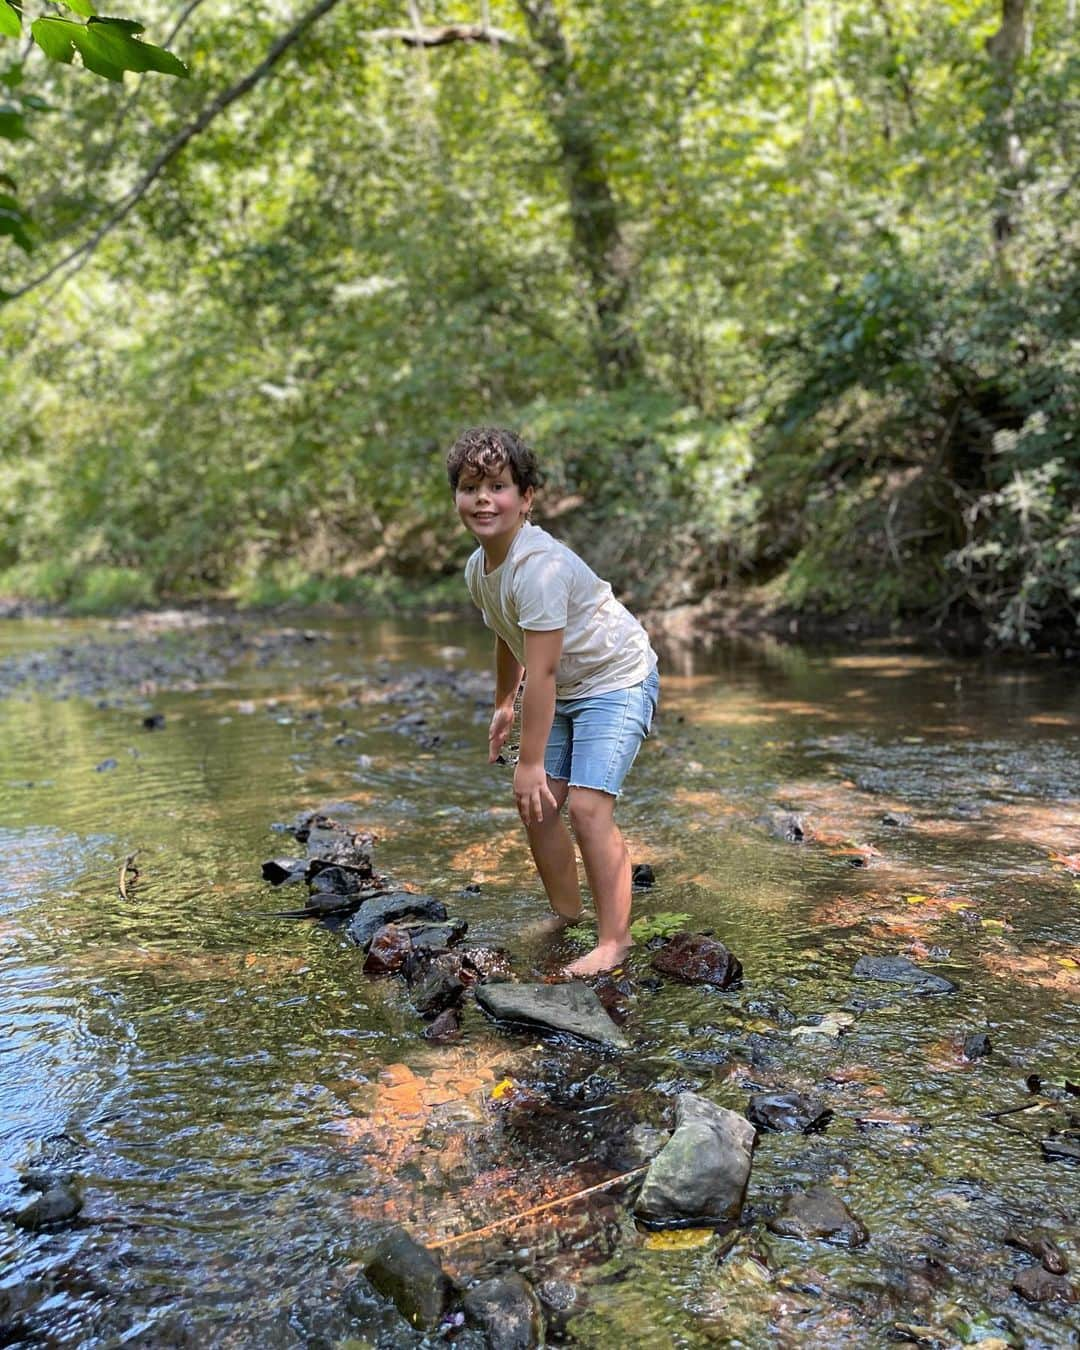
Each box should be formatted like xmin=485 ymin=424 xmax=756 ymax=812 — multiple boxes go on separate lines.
xmin=514 ymin=762 xmax=558 ymax=825
xmin=488 ymin=706 xmax=515 ymax=762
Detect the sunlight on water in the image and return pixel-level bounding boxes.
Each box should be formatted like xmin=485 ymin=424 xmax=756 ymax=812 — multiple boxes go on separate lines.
xmin=1 ymin=617 xmax=1078 ymax=1346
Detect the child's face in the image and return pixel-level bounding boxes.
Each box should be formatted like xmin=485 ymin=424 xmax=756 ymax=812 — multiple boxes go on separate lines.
xmin=454 ymin=463 xmax=533 ymax=546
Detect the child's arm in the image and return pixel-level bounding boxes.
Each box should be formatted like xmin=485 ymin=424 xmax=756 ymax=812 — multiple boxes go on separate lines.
xmin=488 ymin=636 xmax=524 ymax=763
xmin=515 ymin=627 xmax=564 ymax=824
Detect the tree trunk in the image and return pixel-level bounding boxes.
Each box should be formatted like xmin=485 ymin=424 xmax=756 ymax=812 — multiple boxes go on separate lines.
xmin=985 ymin=0 xmax=1027 ymax=246
xmin=515 ymin=0 xmax=642 ymax=386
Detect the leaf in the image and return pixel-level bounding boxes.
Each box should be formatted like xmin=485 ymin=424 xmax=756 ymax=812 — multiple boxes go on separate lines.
xmin=630 ymin=912 xmax=694 ymax=942
xmin=30 ymin=14 xmax=188 ymax=80
xmin=643 ymin=1228 xmax=715 ymax=1251
xmin=79 ymin=19 xmax=188 ymax=78
xmin=30 ymin=17 xmax=77 ymax=64
xmin=789 ymin=1010 xmax=855 ymax=1039
xmin=57 ymin=0 xmax=96 ymax=16
xmin=0 ymin=1 xmax=21 ymax=38
xmin=0 ymin=103 xmax=26 ymax=138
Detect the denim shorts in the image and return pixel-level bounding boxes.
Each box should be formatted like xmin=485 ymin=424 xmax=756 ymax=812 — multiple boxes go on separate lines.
xmin=544 ymin=668 xmax=659 ymax=797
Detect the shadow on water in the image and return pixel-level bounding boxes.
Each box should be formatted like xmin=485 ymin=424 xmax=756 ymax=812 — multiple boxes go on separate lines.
xmin=1 ymin=613 xmax=1078 ymax=1346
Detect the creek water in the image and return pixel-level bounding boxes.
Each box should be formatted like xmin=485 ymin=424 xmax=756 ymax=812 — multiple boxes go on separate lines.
xmin=1 ymin=612 xmax=1078 ymax=1348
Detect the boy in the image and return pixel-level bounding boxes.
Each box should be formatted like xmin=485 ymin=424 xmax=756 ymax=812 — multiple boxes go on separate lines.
xmin=447 ymin=426 xmax=659 ymax=977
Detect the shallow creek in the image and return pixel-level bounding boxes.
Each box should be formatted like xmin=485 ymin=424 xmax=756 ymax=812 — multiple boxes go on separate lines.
xmin=1 ymin=612 xmax=1078 ymax=1348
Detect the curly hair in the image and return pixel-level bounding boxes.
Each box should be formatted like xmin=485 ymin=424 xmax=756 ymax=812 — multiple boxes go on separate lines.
xmin=445 ymin=427 xmax=542 ymax=493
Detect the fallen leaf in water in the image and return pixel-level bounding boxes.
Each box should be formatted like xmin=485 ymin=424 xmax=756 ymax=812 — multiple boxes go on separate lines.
xmin=1049 ymin=852 xmax=1080 ymax=874
xmin=789 ymin=1011 xmax=855 ymax=1039
xmin=643 ymin=1228 xmax=716 ymax=1251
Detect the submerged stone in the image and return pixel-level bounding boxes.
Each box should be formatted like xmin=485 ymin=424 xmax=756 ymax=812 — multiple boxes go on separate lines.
xmin=363 ymin=1226 xmax=454 ymax=1332
xmin=1012 ymin=1266 xmax=1077 ymax=1304
xmin=475 ymin=981 xmax=630 ymax=1049
xmin=346 ymin=893 xmax=449 ymax=950
xmin=962 ymin=1031 xmax=992 ymax=1060
xmin=422 ymin=1007 xmax=463 ymax=1043
xmin=635 ymin=1092 xmax=755 ymax=1227
xmin=747 ymin=1092 xmax=832 ymax=1135
xmin=12 ymin=1183 xmax=82 ymax=1230
xmin=767 ymin=1186 xmax=869 ymax=1247
xmin=463 ymin=1274 xmax=544 ymax=1349
xmin=1005 ymin=1229 xmax=1069 ymax=1274
xmin=651 ymin=932 xmax=743 ymax=989
xmin=852 ymin=955 xmax=957 ymax=995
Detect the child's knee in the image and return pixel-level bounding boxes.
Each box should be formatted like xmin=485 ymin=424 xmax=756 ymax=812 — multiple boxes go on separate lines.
xmin=567 ymin=786 xmax=615 ymax=836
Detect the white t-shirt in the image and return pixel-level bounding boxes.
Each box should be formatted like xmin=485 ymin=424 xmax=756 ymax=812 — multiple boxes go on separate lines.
xmin=464 ymin=523 xmax=658 ymax=699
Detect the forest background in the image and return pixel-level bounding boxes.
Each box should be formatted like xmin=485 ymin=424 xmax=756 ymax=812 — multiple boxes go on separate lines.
xmin=1 ymin=0 xmax=1077 ymax=650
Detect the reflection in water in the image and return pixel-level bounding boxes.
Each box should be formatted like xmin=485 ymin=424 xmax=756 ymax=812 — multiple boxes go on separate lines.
xmin=0 ymin=616 xmax=1078 ymax=1346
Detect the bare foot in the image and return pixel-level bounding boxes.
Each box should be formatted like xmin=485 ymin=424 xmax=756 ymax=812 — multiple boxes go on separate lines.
xmin=563 ymin=941 xmax=632 ymax=978
xmin=524 ymin=909 xmax=583 ymax=939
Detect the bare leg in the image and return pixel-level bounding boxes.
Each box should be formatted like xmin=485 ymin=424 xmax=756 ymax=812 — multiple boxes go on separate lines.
xmin=564 ymin=787 xmax=633 ymax=975
xmin=524 ymin=777 xmax=582 ymax=927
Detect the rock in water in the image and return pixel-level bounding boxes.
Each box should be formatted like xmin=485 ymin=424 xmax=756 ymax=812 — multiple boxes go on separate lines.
xmin=963 ymin=1031 xmax=992 ymax=1060
xmin=767 ymin=1186 xmax=869 ymax=1247
xmin=1012 ymin=1267 xmax=1077 ymax=1304
xmin=363 ymin=1227 xmax=454 ymax=1332
xmin=463 ymin=1274 xmax=544 ymax=1349
xmin=346 ymin=893 xmax=449 ymax=950
xmin=12 ymin=1183 xmax=82 ymax=1230
xmin=363 ymin=924 xmax=413 ymax=975
xmin=261 ymin=857 xmax=308 ymax=886
xmin=631 ymin=863 xmax=656 ymax=889
xmin=650 ymin=933 xmax=743 ymax=988
xmin=475 ymin=982 xmax=629 ymax=1050
xmin=411 ymin=954 xmax=469 ymax=1018
xmin=634 ymin=1092 xmax=755 ymax=1227
xmin=852 ymin=954 xmax=957 ymax=995
xmin=747 ymin=1092 xmax=832 ymax=1135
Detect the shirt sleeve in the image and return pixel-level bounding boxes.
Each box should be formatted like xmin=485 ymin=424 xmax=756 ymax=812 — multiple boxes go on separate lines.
xmin=513 ymin=552 xmax=572 ymax=631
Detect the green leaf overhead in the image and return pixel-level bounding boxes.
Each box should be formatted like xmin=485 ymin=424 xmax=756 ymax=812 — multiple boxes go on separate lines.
xmin=0 ymin=1 xmax=21 ymax=38
xmin=31 ymin=13 xmax=187 ymax=78
xmin=57 ymin=0 xmax=95 ymax=17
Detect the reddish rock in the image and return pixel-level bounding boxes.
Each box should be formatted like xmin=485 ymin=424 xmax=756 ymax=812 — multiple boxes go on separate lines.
xmin=363 ymin=923 xmax=413 ymax=975
xmin=651 ymin=932 xmax=743 ymax=989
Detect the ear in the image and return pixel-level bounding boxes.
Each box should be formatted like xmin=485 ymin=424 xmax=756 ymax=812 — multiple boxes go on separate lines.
xmin=521 ymin=485 xmax=534 ymax=515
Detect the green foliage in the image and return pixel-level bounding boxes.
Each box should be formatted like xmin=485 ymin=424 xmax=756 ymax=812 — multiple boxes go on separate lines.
xmin=629 ymin=912 xmax=693 ymax=942
xmin=0 ymin=0 xmax=1077 ymax=647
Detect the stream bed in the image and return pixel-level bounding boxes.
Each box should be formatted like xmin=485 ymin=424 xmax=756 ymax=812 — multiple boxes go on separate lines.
xmin=1 ymin=611 xmax=1078 ymax=1348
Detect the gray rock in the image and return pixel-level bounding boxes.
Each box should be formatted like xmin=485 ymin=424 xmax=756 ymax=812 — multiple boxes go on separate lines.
xmin=852 ymin=954 xmax=957 ymax=995
xmin=767 ymin=1186 xmax=869 ymax=1247
xmin=363 ymin=1226 xmax=454 ymax=1332
xmin=261 ymin=857 xmax=307 ymax=886
xmin=747 ymin=1092 xmax=832 ymax=1134
xmin=963 ymin=1031 xmax=992 ymax=1060
xmin=463 ymin=1274 xmax=544 ymax=1349
xmin=12 ymin=1183 xmax=82 ymax=1230
xmin=475 ymin=982 xmax=629 ymax=1050
xmin=346 ymin=893 xmax=449 ymax=949
xmin=401 ymin=917 xmax=469 ymax=953
xmin=411 ymin=954 xmax=469 ymax=1018
xmin=634 ymin=1092 xmax=755 ymax=1227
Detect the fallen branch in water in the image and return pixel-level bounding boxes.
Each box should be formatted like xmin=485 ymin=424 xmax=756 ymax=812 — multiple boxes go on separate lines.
xmin=118 ymin=851 xmax=140 ymax=900
xmin=425 ymin=1165 xmax=649 ymax=1251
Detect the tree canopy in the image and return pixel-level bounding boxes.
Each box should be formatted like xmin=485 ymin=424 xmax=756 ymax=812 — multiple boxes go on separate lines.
xmin=1 ymin=0 xmax=1077 ymax=647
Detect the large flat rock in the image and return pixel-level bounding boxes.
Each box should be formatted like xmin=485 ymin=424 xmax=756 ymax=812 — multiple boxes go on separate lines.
xmin=345 ymin=893 xmax=448 ymax=949
xmin=475 ymin=981 xmax=629 ymax=1050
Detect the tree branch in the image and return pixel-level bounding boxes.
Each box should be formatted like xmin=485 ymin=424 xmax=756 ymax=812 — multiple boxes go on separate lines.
xmin=6 ymin=0 xmax=347 ymax=306
xmin=363 ymin=23 xmax=524 ymax=51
